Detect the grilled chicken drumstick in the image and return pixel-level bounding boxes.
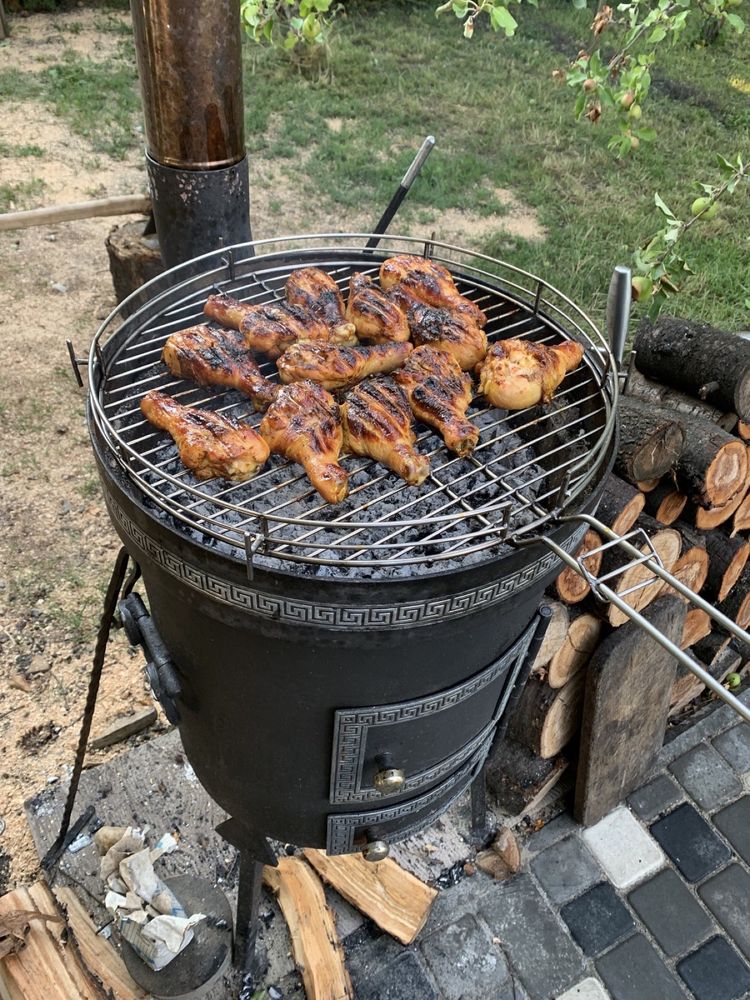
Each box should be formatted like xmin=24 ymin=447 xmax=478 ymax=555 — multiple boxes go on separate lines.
xmin=162 ymin=324 xmax=278 ymax=411
xmin=476 ymin=338 xmax=585 ymax=410
xmin=140 ymin=390 xmax=269 ymax=481
xmin=341 ymin=376 xmax=430 ymax=486
xmin=204 ymin=294 xmax=330 ymax=359
xmin=389 ymin=284 xmax=488 ymax=371
xmin=379 ymin=255 xmax=487 ymax=328
xmin=345 ymin=272 xmax=410 ymax=343
xmin=285 ymin=267 xmax=358 ymax=345
xmin=277 ymin=341 xmax=413 ymax=391
xmin=394 ymin=346 xmax=479 ymax=457
xmin=260 ymin=380 xmax=349 ymax=504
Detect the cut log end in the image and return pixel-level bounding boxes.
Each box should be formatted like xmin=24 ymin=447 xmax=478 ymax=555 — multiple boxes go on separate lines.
xmin=548 ymin=612 xmax=603 ymax=689
xmin=555 ymin=530 xmax=602 ymax=604
xmin=659 ymin=546 xmax=710 ymax=603
xmin=680 ymin=608 xmax=712 ymax=649
xmin=607 ymin=527 xmax=682 ymax=627
xmin=703 ymin=440 xmax=748 ymax=507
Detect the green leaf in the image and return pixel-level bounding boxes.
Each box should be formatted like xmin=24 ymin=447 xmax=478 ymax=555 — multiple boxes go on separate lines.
xmin=573 ymin=0 xmax=587 ymax=7
xmin=489 ymin=5 xmax=518 ymax=36
xmin=726 ymin=12 xmax=745 ymax=32
xmin=654 ymin=192 xmax=675 ymax=219
xmin=634 ymin=126 xmax=656 ymax=141
xmin=648 ymin=25 xmax=667 ymax=43
xmin=574 ymin=91 xmax=586 ymax=118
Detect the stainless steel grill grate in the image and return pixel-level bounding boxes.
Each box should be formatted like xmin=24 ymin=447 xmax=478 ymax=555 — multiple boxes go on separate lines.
xmin=88 ymin=235 xmax=617 ymax=573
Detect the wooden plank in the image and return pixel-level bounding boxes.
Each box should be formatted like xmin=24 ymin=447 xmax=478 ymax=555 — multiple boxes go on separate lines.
xmin=302 ymin=849 xmax=436 ymax=945
xmin=0 ymin=196 xmax=151 ymax=232
xmin=89 ymin=707 xmax=157 ymax=750
xmin=263 ymin=858 xmax=353 ymax=1000
xmin=574 ymin=595 xmax=686 ymax=827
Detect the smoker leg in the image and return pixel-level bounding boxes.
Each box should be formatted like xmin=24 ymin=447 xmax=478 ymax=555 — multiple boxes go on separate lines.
xmin=235 ymin=852 xmax=264 ymax=981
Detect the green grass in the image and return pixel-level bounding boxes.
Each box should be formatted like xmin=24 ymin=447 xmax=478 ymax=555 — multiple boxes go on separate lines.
xmin=0 ymin=178 xmax=46 ymax=211
xmin=0 ymin=141 xmax=44 ymax=157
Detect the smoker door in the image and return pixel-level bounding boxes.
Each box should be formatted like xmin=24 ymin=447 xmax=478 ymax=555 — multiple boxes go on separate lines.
xmin=328 ymin=620 xmax=535 ymax=808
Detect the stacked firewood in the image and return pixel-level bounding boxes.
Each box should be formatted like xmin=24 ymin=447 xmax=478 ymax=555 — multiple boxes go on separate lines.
xmin=490 ymin=316 xmax=750 ymax=817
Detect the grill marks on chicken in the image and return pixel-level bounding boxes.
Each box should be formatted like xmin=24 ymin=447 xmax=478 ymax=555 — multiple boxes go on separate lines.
xmin=379 ymin=255 xmax=487 ymax=328
xmin=140 ymin=390 xmax=269 ymax=482
xmin=346 ymin=272 xmax=410 ymax=343
xmin=162 ymin=324 xmax=278 ymax=411
xmin=260 ymin=380 xmax=349 ymax=504
xmin=285 ymin=267 xmax=358 ymax=345
xmin=395 ymin=346 xmax=479 ymax=457
xmin=476 ymin=338 xmax=585 ymax=410
xmin=389 ymin=284 xmax=488 ymax=371
xmin=204 ymin=294 xmax=330 ymax=359
xmin=342 ymin=377 xmax=430 ymax=486
xmin=277 ymin=341 xmax=413 ymax=391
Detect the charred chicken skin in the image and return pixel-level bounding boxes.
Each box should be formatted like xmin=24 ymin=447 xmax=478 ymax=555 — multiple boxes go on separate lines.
xmin=140 ymin=390 xmax=269 ymax=482
xmin=260 ymin=380 xmax=349 ymax=504
xmin=204 ymin=294 xmax=331 ymax=359
xmin=345 ymin=272 xmax=410 ymax=344
xmin=277 ymin=341 xmax=413 ymax=391
xmin=162 ymin=324 xmax=278 ymax=411
xmin=394 ymin=346 xmax=479 ymax=457
xmin=285 ymin=267 xmax=358 ymax=345
xmin=389 ymin=284 xmax=488 ymax=371
xmin=341 ymin=376 xmax=430 ymax=486
xmin=379 ymin=255 xmax=487 ymax=328
xmin=476 ymin=338 xmax=585 ymax=410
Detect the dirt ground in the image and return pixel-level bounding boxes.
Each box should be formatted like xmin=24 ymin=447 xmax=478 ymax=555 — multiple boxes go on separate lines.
xmin=0 ymin=8 xmax=544 ymax=890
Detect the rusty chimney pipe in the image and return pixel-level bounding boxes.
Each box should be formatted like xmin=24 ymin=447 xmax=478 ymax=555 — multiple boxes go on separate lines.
xmin=129 ymin=0 xmax=252 ymax=267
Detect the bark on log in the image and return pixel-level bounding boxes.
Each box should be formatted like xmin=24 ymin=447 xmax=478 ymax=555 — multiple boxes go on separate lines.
xmin=680 ymin=608 xmax=712 ymax=649
xmin=625 ymin=367 xmax=738 ymax=431
xmin=634 ymin=316 xmax=750 ymax=421
xmin=644 ymin=480 xmax=687 ymax=525
xmin=106 ymin=218 xmax=164 ymax=305
xmin=659 ymin=546 xmax=709 ymax=603
xmin=717 ymin=562 xmax=750 ymax=631
xmin=614 ymin=398 xmax=684 ymax=485
xmin=485 ymin=737 xmax=568 ymax=816
xmin=554 ymin=530 xmax=603 ymax=604
xmin=699 ymin=530 xmax=750 ymax=603
xmin=507 ymin=672 xmax=586 ymax=759
xmin=600 ymin=520 xmax=682 ymax=627
xmin=530 ymin=600 xmax=570 ymax=676
xmin=673 ymin=415 xmax=747 ymax=508
xmin=547 ymin=611 xmax=604 ymax=689
xmin=596 ymin=474 xmax=646 ymax=535
xmin=692 ymin=480 xmax=748 ymax=529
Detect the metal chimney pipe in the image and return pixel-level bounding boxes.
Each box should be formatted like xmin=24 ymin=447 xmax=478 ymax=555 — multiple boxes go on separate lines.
xmin=129 ymin=0 xmax=252 ymax=267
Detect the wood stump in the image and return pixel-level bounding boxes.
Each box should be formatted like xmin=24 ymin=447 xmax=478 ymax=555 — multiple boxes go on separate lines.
xmin=106 ymin=217 xmax=164 ymax=305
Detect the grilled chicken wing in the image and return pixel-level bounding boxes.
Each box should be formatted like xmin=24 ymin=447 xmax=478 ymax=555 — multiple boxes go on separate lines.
xmin=140 ymin=390 xmax=269 ymax=481
xmin=345 ymin=272 xmax=410 ymax=343
xmin=389 ymin=285 xmax=488 ymax=371
xmin=342 ymin=377 xmax=430 ymax=486
xmin=260 ymin=380 xmax=348 ymax=504
xmin=162 ymin=324 xmax=278 ymax=411
xmin=277 ymin=341 xmax=412 ymax=391
xmin=380 ymin=255 xmax=487 ymax=328
xmin=476 ymin=338 xmax=585 ymax=410
xmin=204 ymin=294 xmax=330 ymax=359
xmin=394 ymin=346 xmax=479 ymax=457
xmin=285 ymin=268 xmax=358 ymax=345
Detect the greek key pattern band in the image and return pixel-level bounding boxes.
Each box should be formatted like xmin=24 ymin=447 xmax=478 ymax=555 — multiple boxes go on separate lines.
xmin=108 ymin=498 xmax=587 ymax=630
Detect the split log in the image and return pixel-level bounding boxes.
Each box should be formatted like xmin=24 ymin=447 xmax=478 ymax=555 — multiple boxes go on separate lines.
xmin=637 ymin=478 xmax=661 ymax=492
xmin=659 ymin=546 xmax=709 ymax=603
xmin=692 ymin=632 xmax=731 ymax=666
xmin=302 ymin=850 xmax=436 ymax=946
xmin=530 ymin=600 xmax=570 ymax=675
xmin=634 ymin=315 xmax=750 ymax=421
xmin=599 ymin=519 xmax=682 ymax=627
xmin=554 ymin=530 xmax=603 ymax=604
xmin=669 ymin=643 xmax=742 ymax=715
xmin=625 ymin=367 xmax=738 ymax=432
xmin=575 ymin=595 xmax=685 ymax=826
xmin=716 ymin=562 xmax=750 ymax=631
xmin=614 ymin=397 xmax=684 ymax=485
xmin=699 ymin=530 xmax=750 ymax=603
xmin=89 ymin=707 xmax=157 ymax=750
xmin=106 ymin=218 xmax=164 ymax=305
xmin=680 ymin=609 xmax=712 ymax=649
xmin=673 ymin=415 xmax=747 ymax=508
xmin=485 ymin=737 xmax=568 ymax=816
xmin=643 ymin=480 xmax=687 ymax=525
xmin=596 ymin=474 xmax=646 ymax=535
xmin=507 ymin=671 xmax=586 ymax=759
xmin=547 ymin=610 xmax=603 ymax=689
xmin=692 ymin=481 xmax=748 ymax=530
xmin=737 ymin=420 xmax=750 ymax=441
xmin=731 ymin=471 xmax=750 ymax=533
xmin=263 ymin=858 xmax=353 ymax=1000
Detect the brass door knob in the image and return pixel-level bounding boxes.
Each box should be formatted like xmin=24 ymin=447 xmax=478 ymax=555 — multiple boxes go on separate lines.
xmin=373 ymin=768 xmax=406 ymax=795
xmin=362 ymin=840 xmax=389 ymax=863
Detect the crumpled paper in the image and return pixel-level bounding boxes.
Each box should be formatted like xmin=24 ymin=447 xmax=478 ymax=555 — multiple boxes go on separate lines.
xmin=98 ymin=826 xmax=205 ymax=971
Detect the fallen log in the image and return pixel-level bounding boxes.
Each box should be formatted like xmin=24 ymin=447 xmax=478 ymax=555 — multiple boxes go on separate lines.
xmin=507 ymin=671 xmax=586 ymax=759
xmin=596 ymin=474 xmax=646 ymax=535
xmin=530 ymin=600 xmax=570 ymax=676
xmin=625 ymin=367 xmax=738 ymax=432
xmin=547 ymin=610 xmax=604 ymax=689
xmin=554 ymin=530 xmax=603 ymax=604
xmin=634 ymin=316 xmax=750 ymax=421
xmin=614 ymin=397 xmax=684 ymax=485
xmin=302 ymin=850 xmax=436 ymax=946
xmin=673 ymin=415 xmax=747 ymax=508
xmin=643 ymin=480 xmax=687 ymax=525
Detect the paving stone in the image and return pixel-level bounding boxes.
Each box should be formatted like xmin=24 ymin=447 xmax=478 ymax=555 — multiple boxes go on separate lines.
xmin=561 ymin=882 xmax=635 ymax=956
xmin=557 ymin=978 xmax=611 ymax=1000
xmin=627 ymin=774 xmax=684 ymax=822
xmin=530 ymin=835 xmax=602 ymax=904
xmin=526 ymin=811 xmax=580 ymax=854
xmin=713 ymin=796 xmax=750 ymax=866
xmin=353 ymin=951 xmax=439 ymax=1000
xmin=420 ymin=914 xmax=509 ymax=999
xmin=581 ymin=806 xmax=664 ymax=889
xmin=699 ymin=865 xmax=750 ymax=961
xmin=669 ymin=743 xmax=743 ymax=811
xmin=479 ymin=874 xmax=585 ymax=998
xmin=596 ymin=933 xmax=686 ymax=1000
xmin=713 ymin=725 xmax=750 ymax=774
xmin=658 ymin=695 xmax=746 ymax=767
xmin=677 ymin=936 xmax=750 ymax=1000
xmin=650 ymin=803 xmax=731 ymax=883
xmin=628 ymin=868 xmax=713 ymax=957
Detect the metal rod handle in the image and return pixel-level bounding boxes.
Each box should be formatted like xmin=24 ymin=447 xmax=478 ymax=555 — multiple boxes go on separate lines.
xmin=366 ymin=136 xmax=436 ymax=249
xmin=606 ymin=264 xmax=631 ymax=369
